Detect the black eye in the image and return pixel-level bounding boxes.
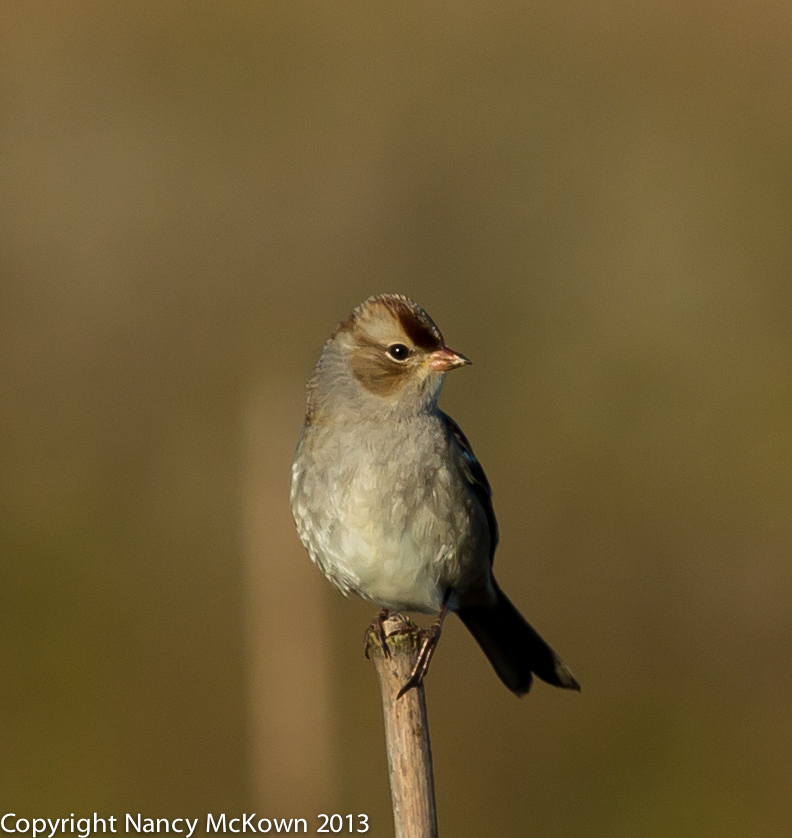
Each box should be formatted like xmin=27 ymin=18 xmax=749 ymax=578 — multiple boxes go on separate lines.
xmin=387 ymin=343 xmax=411 ymax=361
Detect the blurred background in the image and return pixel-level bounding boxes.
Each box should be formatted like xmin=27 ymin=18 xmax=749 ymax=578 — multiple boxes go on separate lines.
xmin=2 ymin=1 xmax=791 ymax=835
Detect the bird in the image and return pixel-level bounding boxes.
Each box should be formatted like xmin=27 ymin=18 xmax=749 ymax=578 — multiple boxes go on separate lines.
xmin=290 ymin=293 xmax=580 ymax=697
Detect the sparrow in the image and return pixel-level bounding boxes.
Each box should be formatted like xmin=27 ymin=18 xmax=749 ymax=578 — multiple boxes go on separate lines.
xmin=290 ymin=293 xmax=580 ymax=697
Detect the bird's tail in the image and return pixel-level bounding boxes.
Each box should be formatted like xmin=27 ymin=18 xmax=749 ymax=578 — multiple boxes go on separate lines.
xmin=457 ymin=584 xmax=580 ymax=696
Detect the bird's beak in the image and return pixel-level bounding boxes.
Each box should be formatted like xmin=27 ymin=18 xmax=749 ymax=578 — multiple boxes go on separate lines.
xmin=428 ymin=346 xmax=472 ymax=371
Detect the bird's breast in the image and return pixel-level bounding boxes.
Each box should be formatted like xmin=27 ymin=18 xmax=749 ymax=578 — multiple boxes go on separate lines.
xmin=292 ymin=419 xmax=482 ymax=612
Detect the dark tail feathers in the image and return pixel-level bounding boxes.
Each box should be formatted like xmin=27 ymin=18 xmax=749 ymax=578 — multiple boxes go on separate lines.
xmin=457 ymin=585 xmax=580 ymax=696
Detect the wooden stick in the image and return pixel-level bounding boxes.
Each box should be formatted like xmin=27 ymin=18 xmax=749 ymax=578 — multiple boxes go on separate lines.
xmin=367 ymin=613 xmax=439 ymax=838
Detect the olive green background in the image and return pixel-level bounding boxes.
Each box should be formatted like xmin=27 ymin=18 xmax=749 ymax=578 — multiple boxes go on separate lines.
xmin=2 ymin=2 xmax=791 ymax=836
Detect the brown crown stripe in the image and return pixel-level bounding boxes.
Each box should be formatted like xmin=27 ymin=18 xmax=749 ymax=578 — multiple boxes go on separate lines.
xmin=332 ymin=294 xmax=444 ymax=351
xmin=380 ymin=298 xmax=443 ymax=350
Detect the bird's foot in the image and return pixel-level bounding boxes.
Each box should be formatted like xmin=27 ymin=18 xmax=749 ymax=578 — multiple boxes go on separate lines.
xmin=396 ymin=622 xmax=442 ymax=699
xmin=396 ymin=592 xmax=451 ymax=698
xmin=364 ymin=608 xmax=392 ymax=660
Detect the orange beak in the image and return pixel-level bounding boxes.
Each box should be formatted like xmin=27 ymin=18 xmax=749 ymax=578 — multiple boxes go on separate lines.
xmin=428 ymin=346 xmax=472 ymax=371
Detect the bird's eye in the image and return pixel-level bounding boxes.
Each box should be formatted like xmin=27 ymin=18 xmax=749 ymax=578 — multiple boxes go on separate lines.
xmin=387 ymin=343 xmax=411 ymax=361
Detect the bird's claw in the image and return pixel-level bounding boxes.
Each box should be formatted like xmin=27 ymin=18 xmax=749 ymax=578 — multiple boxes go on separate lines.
xmin=396 ymin=623 xmax=442 ymax=699
xmin=364 ymin=608 xmax=392 ymax=659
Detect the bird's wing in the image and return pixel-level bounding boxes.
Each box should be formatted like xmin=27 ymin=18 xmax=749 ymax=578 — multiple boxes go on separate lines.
xmin=440 ymin=411 xmax=499 ymax=562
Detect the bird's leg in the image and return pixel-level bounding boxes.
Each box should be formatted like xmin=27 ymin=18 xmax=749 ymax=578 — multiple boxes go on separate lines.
xmin=364 ymin=607 xmax=392 ymax=659
xmin=397 ymin=591 xmax=452 ymax=699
